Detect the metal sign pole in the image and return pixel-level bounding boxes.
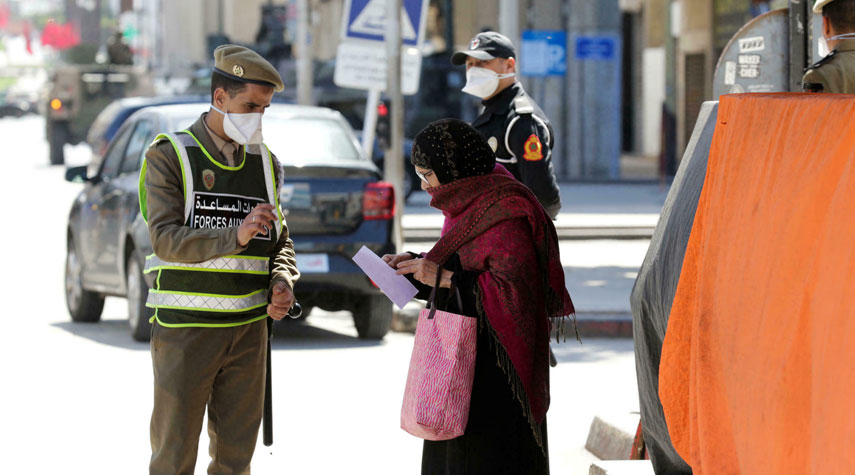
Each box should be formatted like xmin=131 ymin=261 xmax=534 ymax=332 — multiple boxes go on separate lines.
xmin=788 ymin=0 xmax=809 ymax=92
xmin=297 ymin=0 xmax=313 ymax=105
xmin=362 ymin=89 xmax=381 ymax=161
xmin=386 ymin=0 xmax=405 ymax=252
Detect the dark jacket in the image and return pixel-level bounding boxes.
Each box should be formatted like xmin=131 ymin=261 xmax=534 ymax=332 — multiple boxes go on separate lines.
xmin=472 ymin=82 xmax=561 ymax=218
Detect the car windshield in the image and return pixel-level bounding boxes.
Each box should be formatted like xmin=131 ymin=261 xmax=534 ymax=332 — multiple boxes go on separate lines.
xmin=166 ymin=111 xmax=363 ymax=166
xmin=262 ymin=117 xmax=362 ymax=166
xmin=87 ymin=100 xmax=125 ymax=147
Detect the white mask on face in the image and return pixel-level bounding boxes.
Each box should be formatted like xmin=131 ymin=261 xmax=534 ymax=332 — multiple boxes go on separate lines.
xmin=461 ymin=66 xmax=516 ymax=99
xmin=818 ymin=33 xmax=855 ymax=57
xmin=211 ymin=105 xmax=263 ymax=145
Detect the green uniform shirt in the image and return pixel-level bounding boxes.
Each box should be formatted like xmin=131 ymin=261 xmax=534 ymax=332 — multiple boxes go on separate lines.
xmin=142 ymin=114 xmax=299 ymax=303
xmin=802 ymin=39 xmax=855 ymax=94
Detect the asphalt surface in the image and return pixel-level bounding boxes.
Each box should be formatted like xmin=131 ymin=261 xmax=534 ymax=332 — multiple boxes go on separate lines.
xmin=0 ymin=115 xmax=645 ymax=474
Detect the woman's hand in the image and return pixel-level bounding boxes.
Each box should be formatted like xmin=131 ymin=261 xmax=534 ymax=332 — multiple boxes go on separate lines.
xmin=381 ymin=252 xmax=414 ymax=269
xmin=395 ymin=258 xmax=453 ymax=288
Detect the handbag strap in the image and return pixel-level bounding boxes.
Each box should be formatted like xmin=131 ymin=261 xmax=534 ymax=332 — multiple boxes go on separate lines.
xmin=426 ymin=266 xmax=464 ymax=319
xmin=448 ymin=280 xmax=464 ymax=315
xmin=426 ymin=268 xmax=442 ymax=320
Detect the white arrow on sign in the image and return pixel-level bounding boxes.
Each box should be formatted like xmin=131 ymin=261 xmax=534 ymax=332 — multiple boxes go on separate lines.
xmin=350 ymin=0 xmax=417 ymax=41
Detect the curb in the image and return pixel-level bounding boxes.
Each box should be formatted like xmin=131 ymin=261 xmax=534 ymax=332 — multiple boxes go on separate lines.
xmin=403 ymin=227 xmax=654 ymax=243
xmin=393 ymin=307 xmax=633 ymax=339
xmin=574 ymin=316 xmax=634 ymax=339
xmin=585 ymin=413 xmax=640 ymax=460
xmin=589 ymin=461 xmax=654 ymax=475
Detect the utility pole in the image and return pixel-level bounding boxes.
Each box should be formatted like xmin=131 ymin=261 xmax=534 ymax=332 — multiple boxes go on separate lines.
xmin=65 ymin=0 xmax=102 ymax=47
xmin=386 ymin=0 xmax=404 ymax=252
xmin=443 ymin=0 xmax=454 ymax=50
xmin=297 ymin=0 xmax=313 ymax=105
xmin=218 ymin=0 xmax=224 ymax=35
xmin=499 ymin=0 xmax=520 ymax=49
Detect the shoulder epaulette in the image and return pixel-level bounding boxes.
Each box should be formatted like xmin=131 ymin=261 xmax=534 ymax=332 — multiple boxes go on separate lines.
xmin=148 ymin=136 xmax=169 ymax=148
xmin=805 ymin=49 xmax=838 ymax=72
xmin=513 ymin=95 xmax=534 ymax=115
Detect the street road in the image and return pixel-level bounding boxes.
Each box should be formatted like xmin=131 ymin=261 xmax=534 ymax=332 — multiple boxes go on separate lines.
xmin=0 ymin=115 xmax=641 ymax=474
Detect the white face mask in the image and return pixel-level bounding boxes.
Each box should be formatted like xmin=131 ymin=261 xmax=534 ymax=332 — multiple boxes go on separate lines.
xmin=818 ymin=33 xmax=855 ymax=57
xmin=461 ymin=66 xmax=515 ymax=99
xmin=211 ymin=105 xmax=263 ymax=145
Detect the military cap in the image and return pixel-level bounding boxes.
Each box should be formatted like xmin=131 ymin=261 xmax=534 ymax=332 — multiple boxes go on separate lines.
xmin=213 ymin=44 xmax=284 ymax=92
xmin=814 ymin=0 xmax=838 ymax=13
xmin=451 ymin=31 xmax=516 ymax=65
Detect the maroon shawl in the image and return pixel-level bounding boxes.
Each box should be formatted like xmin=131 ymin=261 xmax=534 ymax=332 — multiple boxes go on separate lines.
xmin=424 ymin=172 xmax=576 ymax=448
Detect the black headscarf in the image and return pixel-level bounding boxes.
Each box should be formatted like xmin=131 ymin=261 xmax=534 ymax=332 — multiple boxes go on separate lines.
xmin=411 ymin=118 xmax=496 ymax=184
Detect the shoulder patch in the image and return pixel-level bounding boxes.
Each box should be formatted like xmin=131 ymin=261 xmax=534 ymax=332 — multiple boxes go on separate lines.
xmin=805 ymin=49 xmax=837 ymax=72
xmin=514 ymin=95 xmax=534 ymax=115
xmin=523 ymin=134 xmax=544 ymax=161
xmin=148 ymin=136 xmax=169 ymax=148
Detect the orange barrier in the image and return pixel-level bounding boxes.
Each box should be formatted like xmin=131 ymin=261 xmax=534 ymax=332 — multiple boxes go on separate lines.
xmin=659 ymin=93 xmax=855 ymax=474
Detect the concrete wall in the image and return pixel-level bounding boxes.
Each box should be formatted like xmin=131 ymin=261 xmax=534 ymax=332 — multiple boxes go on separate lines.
xmin=645 ymin=0 xmax=667 ymax=47
xmin=452 ymin=1 xmax=501 ymax=50
xmin=159 ymin=0 xmax=207 ymax=72
xmin=674 ymin=0 xmax=712 ymax=154
xmin=521 ymin=0 xmax=567 ymax=177
xmin=566 ymin=0 xmax=623 ymax=179
xmin=309 ymin=0 xmax=343 ymax=61
xmin=159 ymin=0 xmax=294 ymax=73
xmin=641 ymin=47 xmax=665 ymax=157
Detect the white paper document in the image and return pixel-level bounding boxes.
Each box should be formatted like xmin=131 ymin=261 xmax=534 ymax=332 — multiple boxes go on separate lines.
xmin=351 ymin=246 xmax=419 ymax=309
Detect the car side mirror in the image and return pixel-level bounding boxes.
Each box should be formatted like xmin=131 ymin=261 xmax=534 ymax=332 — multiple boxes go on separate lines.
xmin=65 ymin=165 xmax=90 ymax=183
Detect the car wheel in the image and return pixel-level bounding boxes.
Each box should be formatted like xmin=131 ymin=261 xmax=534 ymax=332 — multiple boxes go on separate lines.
xmin=353 ymin=295 xmax=392 ymax=340
xmin=65 ymin=239 xmax=104 ymax=322
xmin=49 ymin=121 xmax=68 ymax=166
xmin=126 ymin=252 xmax=153 ymax=342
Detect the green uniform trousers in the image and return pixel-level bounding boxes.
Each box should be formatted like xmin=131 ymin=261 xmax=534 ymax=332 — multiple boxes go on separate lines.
xmin=149 ymin=319 xmax=267 ymax=475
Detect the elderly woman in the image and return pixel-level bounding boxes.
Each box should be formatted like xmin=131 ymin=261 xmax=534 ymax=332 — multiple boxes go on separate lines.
xmin=384 ymin=119 xmax=575 ymax=474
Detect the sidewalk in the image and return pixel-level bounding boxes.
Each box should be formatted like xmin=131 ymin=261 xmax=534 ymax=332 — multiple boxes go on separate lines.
xmin=397 ymin=183 xmax=670 ymax=338
xmin=402 ymin=183 xmax=668 ymax=241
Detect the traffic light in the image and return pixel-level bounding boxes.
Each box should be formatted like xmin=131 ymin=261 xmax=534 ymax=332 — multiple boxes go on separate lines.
xmin=376 ymin=99 xmax=391 ymax=150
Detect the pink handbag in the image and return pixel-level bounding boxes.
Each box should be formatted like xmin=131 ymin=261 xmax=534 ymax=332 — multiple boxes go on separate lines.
xmin=401 ymin=269 xmax=477 ymax=440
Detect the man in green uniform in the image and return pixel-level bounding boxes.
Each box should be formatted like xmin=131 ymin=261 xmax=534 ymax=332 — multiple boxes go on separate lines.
xmin=803 ymin=0 xmax=855 ymax=93
xmin=140 ymin=45 xmax=300 ymax=474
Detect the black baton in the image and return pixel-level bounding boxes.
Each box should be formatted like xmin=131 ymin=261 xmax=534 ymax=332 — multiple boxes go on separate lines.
xmin=263 ymin=302 xmax=301 ymax=447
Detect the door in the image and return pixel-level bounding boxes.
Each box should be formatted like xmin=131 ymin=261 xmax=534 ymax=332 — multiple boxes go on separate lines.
xmin=99 ymin=118 xmax=155 ymax=290
xmin=82 ymin=121 xmax=133 ymax=288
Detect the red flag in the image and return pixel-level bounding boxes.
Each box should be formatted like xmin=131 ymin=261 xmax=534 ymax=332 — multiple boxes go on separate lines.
xmin=0 ymin=4 xmax=10 ymax=31
xmin=23 ymin=21 xmax=31 ymax=54
xmin=41 ymin=20 xmax=80 ymax=50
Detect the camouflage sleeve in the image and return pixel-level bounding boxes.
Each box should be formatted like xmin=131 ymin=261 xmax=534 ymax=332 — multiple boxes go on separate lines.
xmin=143 ymin=140 xmax=245 ymax=263
xmin=268 ymin=152 xmax=300 ymax=294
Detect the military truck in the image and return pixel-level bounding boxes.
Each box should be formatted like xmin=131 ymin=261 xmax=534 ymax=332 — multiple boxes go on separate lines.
xmin=44 ymin=65 xmax=154 ymax=165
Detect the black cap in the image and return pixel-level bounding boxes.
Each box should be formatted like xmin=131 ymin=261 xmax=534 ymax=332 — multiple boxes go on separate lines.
xmin=451 ymin=31 xmax=516 ymax=66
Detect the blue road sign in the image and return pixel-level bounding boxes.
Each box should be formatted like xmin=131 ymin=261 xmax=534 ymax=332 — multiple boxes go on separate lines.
xmin=342 ymin=0 xmax=428 ymax=47
xmin=520 ymin=30 xmax=567 ymax=77
xmin=575 ymin=36 xmax=617 ymax=61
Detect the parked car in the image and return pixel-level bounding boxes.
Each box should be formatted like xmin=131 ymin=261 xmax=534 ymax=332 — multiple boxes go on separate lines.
xmin=86 ymin=95 xmax=207 ymax=160
xmin=65 ymin=103 xmax=397 ymax=341
xmin=354 ymin=130 xmax=417 ymax=201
